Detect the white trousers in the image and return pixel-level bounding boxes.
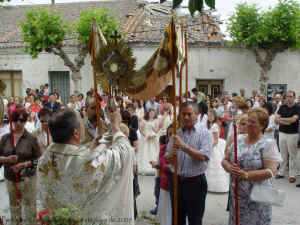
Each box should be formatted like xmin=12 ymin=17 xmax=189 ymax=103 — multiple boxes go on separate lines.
xmin=158 ymin=189 xmax=172 ymax=225
xmin=278 ymin=132 xmax=299 ymax=178
xmin=0 ymin=167 xmax=4 ymax=180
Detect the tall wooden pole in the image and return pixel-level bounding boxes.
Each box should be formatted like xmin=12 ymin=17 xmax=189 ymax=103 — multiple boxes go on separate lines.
xmin=170 ymin=16 xmax=179 ymax=225
xmin=9 ymin=113 xmax=22 ymax=224
xmin=178 ymin=68 xmax=182 ymax=128
xmin=46 ymin=126 xmax=50 ymax=147
xmin=90 ymin=22 xmax=103 ymax=137
xmin=233 ymin=111 xmax=239 ymax=225
xmin=185 ymin=33 xmax=189 ymax=100
xmin=93 ymin=71 xmax=102 ymax=136
xmin=178 ymin=24 xmax=184 ymax=129
xmin=172 ymin=67 xmax=178 ymax=225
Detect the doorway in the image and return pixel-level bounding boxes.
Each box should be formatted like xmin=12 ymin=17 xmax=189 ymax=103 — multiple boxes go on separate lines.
xmin=49 ymin=71 xmax=70 ymax=105
xmin=0 ymin=71 xmax=22 ymax=97
xmin=196 ymin=79 xmax=224 ymax=98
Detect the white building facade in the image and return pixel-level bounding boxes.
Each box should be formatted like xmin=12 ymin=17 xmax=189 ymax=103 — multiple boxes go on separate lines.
xmin=1 ymin=43 xmax=299 ymax=103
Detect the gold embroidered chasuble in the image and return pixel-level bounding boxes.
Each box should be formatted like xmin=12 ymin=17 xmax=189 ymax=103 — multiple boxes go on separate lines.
xmin=37 ymin=131 xmax=135 ymax=225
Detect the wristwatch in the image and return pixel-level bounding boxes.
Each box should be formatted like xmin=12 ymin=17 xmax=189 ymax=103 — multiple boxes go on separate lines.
xmin=243 ymin=172 xmax=249 ymax=180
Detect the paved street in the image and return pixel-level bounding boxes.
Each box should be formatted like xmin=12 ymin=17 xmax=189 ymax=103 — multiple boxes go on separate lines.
xmin=134 ymin=175 xmax=300 ymax=225
xmin=0 ymin=175 xmax=299 ymax=225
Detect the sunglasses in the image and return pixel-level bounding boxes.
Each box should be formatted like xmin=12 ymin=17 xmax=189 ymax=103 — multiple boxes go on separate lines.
xmin=40 ymin=120 xmax=48 ymax=124
xmin=12 ymin=118 xmax=27 ymax=123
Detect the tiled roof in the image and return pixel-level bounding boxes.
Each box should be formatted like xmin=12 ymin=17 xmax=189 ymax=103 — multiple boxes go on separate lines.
xmin=0 ymin=0 xmax=223 ymax=49
xmin=125 ymin=1 xmax=223 ymax=43
xmin=0 ymin=0 xmax=139 ymax=48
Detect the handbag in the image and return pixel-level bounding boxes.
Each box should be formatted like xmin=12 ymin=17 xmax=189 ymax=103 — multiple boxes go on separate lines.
xmin=250 ymin=183 xmax=286 ymax=207
xmin=250 ymin=168 xmax=286 ymax=207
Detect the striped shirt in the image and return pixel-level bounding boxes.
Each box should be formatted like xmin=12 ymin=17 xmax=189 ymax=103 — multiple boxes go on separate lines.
xmin=165 ymin=124 xmax=212 ymax=177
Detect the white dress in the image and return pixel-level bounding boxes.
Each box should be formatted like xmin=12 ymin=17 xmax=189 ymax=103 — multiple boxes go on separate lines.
xmin=137 ymin=119 xmax=160 ymax=175
xmin=206 ymin=123 xmax=229 ymax=192
xmin=25 ymin=121 xmax=35 ymax=133
xmin=197 ymin=114 xmax=208 ymax=129
xmin=135 ymin=108 xmax=144 ymax=120
xmin=158 ymin=189 xmax=172 ymax=225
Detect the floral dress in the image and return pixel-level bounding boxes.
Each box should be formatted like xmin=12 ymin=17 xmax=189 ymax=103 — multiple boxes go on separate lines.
xmin=228 ymin=135 xmax=281 ymax=225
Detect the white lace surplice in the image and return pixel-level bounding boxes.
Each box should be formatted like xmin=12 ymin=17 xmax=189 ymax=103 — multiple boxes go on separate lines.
xmin=37 ymin=131 xmax=135 ymax=225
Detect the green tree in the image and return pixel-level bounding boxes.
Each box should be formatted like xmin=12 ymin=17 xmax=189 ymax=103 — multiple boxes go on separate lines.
xmin=20 ymin=8 xmax=122 ymax=92
xmin=228 ymin=0 xmax=300 ymax=94
xmin=160 ymin=0 xmax=215 ymax=16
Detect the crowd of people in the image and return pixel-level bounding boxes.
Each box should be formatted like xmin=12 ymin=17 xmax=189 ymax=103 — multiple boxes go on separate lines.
xmin=0 ymin=84 xmax=299 ymax=225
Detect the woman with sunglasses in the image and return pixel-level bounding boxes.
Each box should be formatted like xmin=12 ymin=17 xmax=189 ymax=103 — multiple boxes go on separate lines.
xmin=32 ymin=107 xmax=52 ymax=153
xmin=0 ymin=108 xmax=42 ymax=225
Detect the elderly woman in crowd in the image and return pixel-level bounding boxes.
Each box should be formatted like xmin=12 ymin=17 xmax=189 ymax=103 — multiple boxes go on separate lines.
xmin=222 ymin=108 xmax=282 ymax=225
xmin=0 ymin=108 xmax=41 ymax=225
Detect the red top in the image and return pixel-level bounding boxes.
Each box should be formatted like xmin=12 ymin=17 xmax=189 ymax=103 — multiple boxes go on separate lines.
xmin=30 ymin=104 xmax=42 ymax=113
xmin=159 ymin=144 xmax=170 ymax=191
xmin=9 ymin=104 xmax=16 ymax=113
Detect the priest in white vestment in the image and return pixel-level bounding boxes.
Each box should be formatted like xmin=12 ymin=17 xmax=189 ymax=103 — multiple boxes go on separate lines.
xmin=37 ymin=109 xmax=135 ymax=225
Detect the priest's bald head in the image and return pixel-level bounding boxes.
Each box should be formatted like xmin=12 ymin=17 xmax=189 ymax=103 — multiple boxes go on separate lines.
xmin=48 ymin=109 xmax=83 ymax=146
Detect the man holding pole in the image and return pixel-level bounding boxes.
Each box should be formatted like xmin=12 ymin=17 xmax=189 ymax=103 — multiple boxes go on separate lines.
xmin=81 ymin=96 xmax=110 ymax=146
xmin=166 ymin=101 xmax=212 ymax=225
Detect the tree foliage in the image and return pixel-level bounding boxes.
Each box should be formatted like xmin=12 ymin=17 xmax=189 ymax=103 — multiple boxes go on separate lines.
xmin=20 ymin=7 xmax=121 ymax=58
xmin=72 ymin=8 xmax=122 ymax=44
xmin=160 ymin=0 xmax=215 ymax=16
xmin=227 ymin=0 xmax=300 ymax=93
xmin=228 ymin=0 xmax=300 ymax=50
xmin=19 ymin=7 xmax=122 ymax=92
xmin=20 ymin=8 xmax=68 ymax=58
xmin=227 ymin=3 xmax=262 ymax=48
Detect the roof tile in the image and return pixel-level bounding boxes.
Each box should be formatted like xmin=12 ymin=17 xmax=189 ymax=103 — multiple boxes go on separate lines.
xmin=0 ymin=0 xmax=223 ymax=49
